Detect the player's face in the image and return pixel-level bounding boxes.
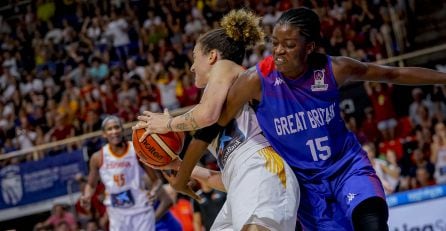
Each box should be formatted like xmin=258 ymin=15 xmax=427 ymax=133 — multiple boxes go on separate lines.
xmin=102 ymin=120 xmax=124 ymax=145
xmin=190 ymin=43 xmax=211 ymax=88
xmin=272 ymin=24 xmax=310 ymax=78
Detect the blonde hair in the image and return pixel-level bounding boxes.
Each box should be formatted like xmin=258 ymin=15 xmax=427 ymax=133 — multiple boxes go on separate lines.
xmin=197 ymin=9 xmax=264 ymax=64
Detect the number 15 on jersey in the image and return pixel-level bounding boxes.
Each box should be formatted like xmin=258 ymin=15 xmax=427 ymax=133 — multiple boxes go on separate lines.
xmin=305 ymin=136 xmax=332 ymax=161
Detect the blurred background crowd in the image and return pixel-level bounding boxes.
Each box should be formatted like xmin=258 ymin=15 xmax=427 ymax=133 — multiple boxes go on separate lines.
xmin=1 ymin=0 xmax=446 ymax=230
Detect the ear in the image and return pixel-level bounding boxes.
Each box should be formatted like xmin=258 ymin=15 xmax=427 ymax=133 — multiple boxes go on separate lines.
xmin=208 ymin=49 xmax=219 ymax=65
xmin=306 ymin=42 xmax=316 ymax=55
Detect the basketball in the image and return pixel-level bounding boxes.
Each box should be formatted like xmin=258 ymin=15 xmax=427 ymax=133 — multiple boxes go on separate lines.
xmin=132 ymin=129 xmax=185 ymax=167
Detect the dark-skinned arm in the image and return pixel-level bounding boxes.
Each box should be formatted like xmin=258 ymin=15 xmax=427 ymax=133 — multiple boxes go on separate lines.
xmin=333 ymin=56 xmax=446 ymax=86
xmin=170 ymin=138 xmax=209 ymax=201
xmin=80 ymin=152 xmax=101 ymax=209
xmin=217 ymin=67 xmax=262 ymax=125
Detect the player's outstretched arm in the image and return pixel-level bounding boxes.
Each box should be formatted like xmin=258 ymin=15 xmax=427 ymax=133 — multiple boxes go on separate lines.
xmin=333 ymin=56 xmax=446 ymax=86
xmin=134 ymin=61 xmax=243 ymax=134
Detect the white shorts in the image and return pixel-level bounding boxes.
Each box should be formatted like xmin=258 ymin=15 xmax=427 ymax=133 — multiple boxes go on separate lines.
xmin=107 ymin=207 xmax=155 ymax=231
xmin=211 ymin=146 xmax=300 ymax=231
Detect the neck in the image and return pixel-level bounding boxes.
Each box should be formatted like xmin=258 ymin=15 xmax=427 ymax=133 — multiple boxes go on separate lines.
xmin=110 ymin=141 xmax=127 ymax=155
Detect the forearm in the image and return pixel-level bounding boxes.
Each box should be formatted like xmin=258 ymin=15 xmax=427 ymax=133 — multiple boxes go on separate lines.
xmin=149 ymin=177 xmax=163 ymax=196
xmin=391 ymin=67 xmax=446 ymax=85
xmin=174 ymin=139 xmax=209 ymax=187
xmin=191 ymin=166 xmax=225 ymax=192
xmin=83 ymin=183 xmax=96 ymax=198
xmin=170 ymin=67 xmax=237 ymax=131
xmin=154 ymin=188 xmax=173 ymax=221
xmin=170 ymin=103 xmax=222 ymax=132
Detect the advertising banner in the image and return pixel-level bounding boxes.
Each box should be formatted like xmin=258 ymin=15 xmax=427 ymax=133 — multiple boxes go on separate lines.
xmin=0 ymin=150 xmax=87 ymax=210
xmin=388 ymin=185 xmax=446 ymax=230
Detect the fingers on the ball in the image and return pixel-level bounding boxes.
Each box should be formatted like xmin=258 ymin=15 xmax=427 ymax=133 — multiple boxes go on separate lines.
xmin=139 ymin=132 xmax=147 ymax=140
xmin=139 ymin=131 xmax=150 ymax=142
xmin=133 ymin=124 xmax=145 ymax=130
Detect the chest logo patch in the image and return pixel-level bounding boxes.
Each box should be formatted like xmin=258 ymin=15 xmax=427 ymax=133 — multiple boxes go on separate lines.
xmin=311 ymin=69 xmax=328 ymax=92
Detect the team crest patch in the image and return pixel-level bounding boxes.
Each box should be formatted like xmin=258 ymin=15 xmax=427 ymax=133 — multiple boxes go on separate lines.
xmin=311 ymin=69 xmax=328 ymax=91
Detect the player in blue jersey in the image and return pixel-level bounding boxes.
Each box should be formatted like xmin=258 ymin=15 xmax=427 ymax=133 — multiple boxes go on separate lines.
xmin=214 ymin=8 xmax=446 ymax=231
xmin=139 ymin=7 xmax=446 ymax=231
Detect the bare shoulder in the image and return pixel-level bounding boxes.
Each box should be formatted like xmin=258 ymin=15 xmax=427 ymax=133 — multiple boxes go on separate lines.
xmin=89 ymin=151 xmax=102 ymax=168
xmin=233 ymin=65 xmax=261 ymax=100
xmin=331 ymin=56 xmax=367 ymax=85
xmin=331 ymin=56 xmax=358 ymax=71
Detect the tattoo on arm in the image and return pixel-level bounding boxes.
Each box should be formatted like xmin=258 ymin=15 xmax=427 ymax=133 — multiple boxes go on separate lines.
xmin=176 ymin=111 xmax=200 ymax=131
xmin=175 ymin=123 xmax=188 ymax=131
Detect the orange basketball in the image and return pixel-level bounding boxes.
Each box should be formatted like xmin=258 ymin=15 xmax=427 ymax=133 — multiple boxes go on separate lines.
xmin=132 ymin=129 xmax=185 ymax=167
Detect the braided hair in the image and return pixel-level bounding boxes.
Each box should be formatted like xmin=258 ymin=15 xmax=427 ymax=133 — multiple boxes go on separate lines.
xmin=276 ymin=7 xmax=321 ymax=43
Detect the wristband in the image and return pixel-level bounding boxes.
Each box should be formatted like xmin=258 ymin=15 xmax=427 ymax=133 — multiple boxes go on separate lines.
xmin=193 ymin=123 xmax=224 ymax=143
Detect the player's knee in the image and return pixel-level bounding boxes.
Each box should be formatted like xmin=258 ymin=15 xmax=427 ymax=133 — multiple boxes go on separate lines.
xmin=352 ymin=197 xmax=389 ymax=231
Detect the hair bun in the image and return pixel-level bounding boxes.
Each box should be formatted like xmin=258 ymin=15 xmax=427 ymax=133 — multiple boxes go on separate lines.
xmin=220 ymin=9 xmax=264 ymax=47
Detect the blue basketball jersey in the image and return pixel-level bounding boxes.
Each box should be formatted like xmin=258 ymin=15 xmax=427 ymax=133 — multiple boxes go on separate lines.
xmin=255 ymin=55 xmax=365 ymax=182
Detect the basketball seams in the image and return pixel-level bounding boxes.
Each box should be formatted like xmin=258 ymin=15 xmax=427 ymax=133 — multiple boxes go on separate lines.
xmin=133 ymin=130 xmax=171 ymax=166
xmin=173 ymin=132 xmax=185 ymax=151
xmin=158 ymin=132 xmax=183 ymax=152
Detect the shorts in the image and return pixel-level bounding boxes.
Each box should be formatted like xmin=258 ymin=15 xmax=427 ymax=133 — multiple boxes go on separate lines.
xmin=211 ymin=146 xmax=299 ymax=231
xmin=108 ymin=207 xmax=155 ymax=231
xmin=297 ymin=153 xmax=386 ymax=230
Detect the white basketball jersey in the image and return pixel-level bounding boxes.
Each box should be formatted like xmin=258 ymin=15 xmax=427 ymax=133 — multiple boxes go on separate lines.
xmin=99 ymin=141 xmax=151 ymax=214
xmin=208 ymin=103 xmax=269 ymax=170
xmin=435 ymin=147 xmax=446 ymax=184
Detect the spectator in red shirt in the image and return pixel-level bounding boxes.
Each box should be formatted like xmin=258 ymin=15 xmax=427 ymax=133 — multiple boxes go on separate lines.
xmin=360 ymin=107 xmax=381 ymax=143
xmin=364 ymin=82 xmax=397 ymax=141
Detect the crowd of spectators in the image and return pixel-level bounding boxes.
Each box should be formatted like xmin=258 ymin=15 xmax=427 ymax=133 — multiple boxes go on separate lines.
xmin=1 ymin=0 xmax=446 ymax=230
xmin=0 ymin=0 xmax=412 ymax=159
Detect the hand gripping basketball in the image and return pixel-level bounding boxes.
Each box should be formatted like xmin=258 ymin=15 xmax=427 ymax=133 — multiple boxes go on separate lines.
xmin=132 ymin=128 xmax=185 ymax=167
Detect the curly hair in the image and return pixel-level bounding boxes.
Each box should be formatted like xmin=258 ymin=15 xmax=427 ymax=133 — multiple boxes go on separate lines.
xmin=197 ymin=9 xmax=264 ymax=65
